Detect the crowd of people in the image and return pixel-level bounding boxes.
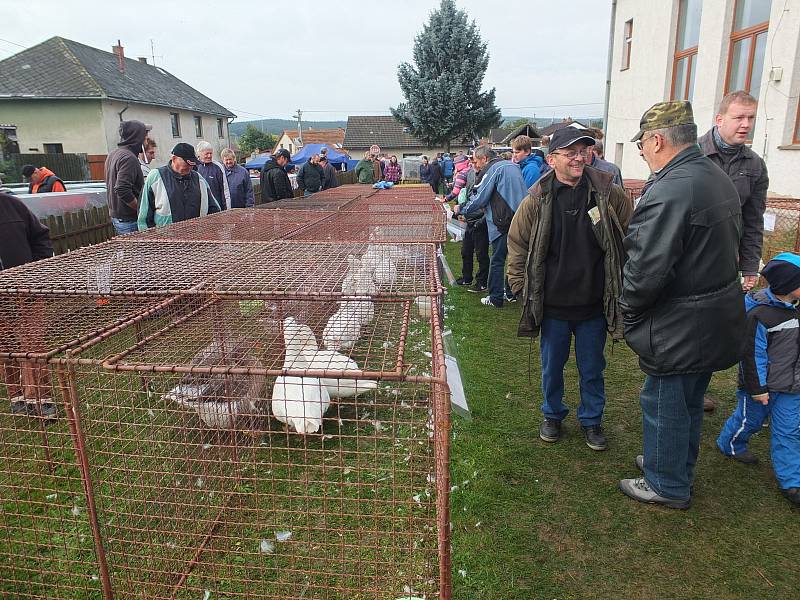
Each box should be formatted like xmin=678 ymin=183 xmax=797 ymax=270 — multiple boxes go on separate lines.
xmin=448 ymin=91 xmax=797 ymax=509
xmin=2 ymin=89 xmax=797 ymax=510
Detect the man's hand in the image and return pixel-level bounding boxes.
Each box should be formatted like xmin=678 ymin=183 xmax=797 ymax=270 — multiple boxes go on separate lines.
xmin=742 ymin=275 xmax=758 ymax=292
xmin=752 ymin=393 xmax=769 ymax=405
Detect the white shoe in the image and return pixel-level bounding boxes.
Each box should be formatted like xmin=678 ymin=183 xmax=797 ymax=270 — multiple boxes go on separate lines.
xmin=480 ymin=296 xmax=501 ymax=308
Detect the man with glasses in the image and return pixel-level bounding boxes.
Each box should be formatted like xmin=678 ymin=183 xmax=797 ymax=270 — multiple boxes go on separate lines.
xmin=138 ymin=142 xmax=220 ymax=230
xmin=619 ymin=101 xmax=744 ymax=509
xmin=507 ymin=127 xmax=632 ymax=452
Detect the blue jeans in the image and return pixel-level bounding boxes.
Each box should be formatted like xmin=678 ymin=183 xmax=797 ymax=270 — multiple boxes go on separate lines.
xmin=112 ymin=218 xmax=138 ymax=235
xmin=488 ymin=234 xmax=512 ymax=305
xmin=540 ymin=315 xmax=607 ymax=426
xmin=640 ymin=373 xmax=712 ymax=500
xmin=717 ymin=390 xmax=800 ymax=490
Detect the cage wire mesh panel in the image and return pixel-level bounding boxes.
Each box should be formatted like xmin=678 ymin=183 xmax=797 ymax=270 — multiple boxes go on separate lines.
xmin=118 ymin=209 xmax=336 ymax=244
xmin=763 ymin=198 xmax=800 ymax=259
xmin=0 ymin=293 xmax=179 ymax=599
xmin=287 ymin=212 xmax=446 ymax=245
xmin=63 ymin=292 xmax=445 ymax=599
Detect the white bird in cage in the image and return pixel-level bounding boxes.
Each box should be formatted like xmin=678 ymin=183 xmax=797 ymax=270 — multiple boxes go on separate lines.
xmin=361 ymin=246 xmax=398 ymax=287
xmin=339 ymin=299 xmax=374 ymax=326
xmin=323 ymin=307 xmax=362 ymax=351
xmin=341 ymin=255 xmax=377 ymax=296
xmin=299 ymin=348 xmax=378 ymax=399
xmin=163 ymin=336 xmax=266 ymax=430
xmin=282 ymin=317 xmax=318 ymax=368
xmin=271 ymin=376 xmax=330 ymax=434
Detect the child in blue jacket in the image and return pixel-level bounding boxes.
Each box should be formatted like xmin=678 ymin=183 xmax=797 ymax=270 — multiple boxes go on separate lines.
xmin=717 ymin=252 xmax=800 ymax=506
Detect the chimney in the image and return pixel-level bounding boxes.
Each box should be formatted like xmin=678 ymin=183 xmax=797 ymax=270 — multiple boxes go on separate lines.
xmin=111 ymin=40 xmax=125 ymax=74
xmin=137 ymin=57 xmax=148 ymax=64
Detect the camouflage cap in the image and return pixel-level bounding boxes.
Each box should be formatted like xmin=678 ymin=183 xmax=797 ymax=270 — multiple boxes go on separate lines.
xmin=630 ymin=100 xmax=695 ymax=142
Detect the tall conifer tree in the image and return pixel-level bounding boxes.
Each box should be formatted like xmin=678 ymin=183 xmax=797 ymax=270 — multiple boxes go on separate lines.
xmin=391 ymin=0 xmax=502 ymax=150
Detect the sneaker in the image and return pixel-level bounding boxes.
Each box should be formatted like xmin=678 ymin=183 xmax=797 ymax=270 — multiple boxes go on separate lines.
xmin=467 ymin=283 xmax=487 ymax=293
xmin=455 ymin=277 xmax=473 ymax=286
xmin=583 ymin=425 xmax=607 ymax=451
xmin=480 ymin=296 xmax=502 ymax=308
xmin=781 ymin=487 xmax=800 ymax=507
xmin=720 ymin=447 xmax=759 ymax=465
xmin=539 ymin=418 xmax=561 ymax=443
xmin=504 ymin=292 xmax=518 ymax=303
xmin=619 ymin=477 xmax=691 ymax=510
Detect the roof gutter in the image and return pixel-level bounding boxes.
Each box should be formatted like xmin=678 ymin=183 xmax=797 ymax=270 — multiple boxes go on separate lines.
xmin=603 ymin=0 xmax=617 ymax=129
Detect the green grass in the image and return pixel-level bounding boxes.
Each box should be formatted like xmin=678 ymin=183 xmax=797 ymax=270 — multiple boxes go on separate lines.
xmin=442 ymin=240 xmax=800 ymax=599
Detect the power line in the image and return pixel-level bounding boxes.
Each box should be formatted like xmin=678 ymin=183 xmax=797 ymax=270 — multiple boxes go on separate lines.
xmin=0 ymin=37 xmax=26 ymax=48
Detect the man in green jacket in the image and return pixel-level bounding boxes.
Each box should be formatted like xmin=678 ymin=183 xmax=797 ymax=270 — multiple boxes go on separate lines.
xmin=507 ymin=128 xmax=632 ymax=452
xmin=354 ymin=152 xmax=376 ymax=185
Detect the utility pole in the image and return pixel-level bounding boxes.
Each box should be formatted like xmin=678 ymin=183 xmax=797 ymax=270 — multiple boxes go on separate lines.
xmin=150 ymin=39 xmax=156 ymax=66
xmin=293 ymin=109 xmax=303 ymax=145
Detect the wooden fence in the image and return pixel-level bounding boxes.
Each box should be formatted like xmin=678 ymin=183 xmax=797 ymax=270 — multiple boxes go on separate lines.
xmin=41 ymin=205 xmax=115 ymax=255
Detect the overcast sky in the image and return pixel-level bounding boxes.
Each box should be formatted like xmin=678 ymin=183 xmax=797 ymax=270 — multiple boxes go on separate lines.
xmin=0 ymin=0 xmax=612 ymax=123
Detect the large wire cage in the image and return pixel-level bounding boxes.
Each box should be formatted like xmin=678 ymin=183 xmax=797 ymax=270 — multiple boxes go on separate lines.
xmin=0 ymin=186 xmax=452 ymax=599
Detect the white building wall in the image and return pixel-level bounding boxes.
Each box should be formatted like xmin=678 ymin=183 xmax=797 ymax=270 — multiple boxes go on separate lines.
xmin=606 ymin=0 xmax=800 ymax=197
xmin=100 ymin=100 xmax=231 ymax=168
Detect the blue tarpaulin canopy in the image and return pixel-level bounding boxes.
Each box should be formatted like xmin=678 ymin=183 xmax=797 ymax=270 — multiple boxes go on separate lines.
xmin=244 ymin=153 xmax=271 ymax=169
xmin=290 ymin=144 xmax=351 ymax=168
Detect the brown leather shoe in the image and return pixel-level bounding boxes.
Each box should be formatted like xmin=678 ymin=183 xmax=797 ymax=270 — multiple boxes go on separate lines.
xmin=703 ymin=396 xmax=716 ymax=412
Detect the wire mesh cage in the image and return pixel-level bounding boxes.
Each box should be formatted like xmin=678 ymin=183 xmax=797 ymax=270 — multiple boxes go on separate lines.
xmin=54 ymin=292 xmax=448 ymax=599
xmin=763 ymin=198 xmax=800 ymax=260
xmin=0 ymin=186 xmax=452 ymax=599
xmin=286 ymin=212 xmax=447 ymax=245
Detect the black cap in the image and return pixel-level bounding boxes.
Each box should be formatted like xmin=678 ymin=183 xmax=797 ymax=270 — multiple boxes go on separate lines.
xmin=21 ymin=164 xmax=36 ymax=178
xmin=274 ymin=148 xmax=291 ymax=161
xmin=761 ymin=253 xmax=800 ymax=295
xmin=171 ymin=142 xmax=198 ymax=164
xmin=548 ymin=128 xmax=596 ymax=154
xmin=319 ymin=155 xmax=328 ymax=162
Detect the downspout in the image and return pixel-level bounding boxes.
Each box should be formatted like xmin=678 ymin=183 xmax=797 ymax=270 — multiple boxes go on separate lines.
xmin=118 ymin=101 xmax=130 ymax=122
xmin=603 ymin=0 xmax=617 ymax=129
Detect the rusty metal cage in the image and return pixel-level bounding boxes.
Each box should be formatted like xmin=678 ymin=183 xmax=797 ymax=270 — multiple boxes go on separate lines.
xmin=1 ymin=186 xmax=452 ymax=599
xmin=763 ymin=198 xmax=800 ymax=259
xmin=286 ymin=212 xmax=447 ymax=245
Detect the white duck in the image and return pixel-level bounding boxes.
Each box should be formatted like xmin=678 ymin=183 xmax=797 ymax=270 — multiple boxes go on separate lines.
xmin=282 ymin=316 xmax=318 ymax=368
xmin=270 ymin=375 xmax=330 ymax=434
xmin=361 ymin=246 xmax=398 ymax=287
xmin=323 ymin=307 xmax=362 ymax=351
xmin=299 ymin=348 xmax=378 ymax=399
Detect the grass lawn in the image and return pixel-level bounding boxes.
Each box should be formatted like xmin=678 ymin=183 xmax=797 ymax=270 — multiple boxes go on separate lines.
xmin=442 ymin=239 xmax=800 ymax=599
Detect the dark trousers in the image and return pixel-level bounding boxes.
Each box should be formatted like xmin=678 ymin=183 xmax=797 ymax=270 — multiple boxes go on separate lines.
xmin=461 ymin=220 xmax=489 ymax=285
xmin=488 ymin=234 xmax=513 ymax=305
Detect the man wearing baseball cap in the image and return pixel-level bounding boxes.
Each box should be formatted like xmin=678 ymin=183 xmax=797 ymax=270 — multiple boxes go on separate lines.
xmin=507 ymin=126 xmax=632 ymax=452
xmin=137 ymin=142 xmax=220 ymax=230
xmin=260 ymin=148 xmax=294 ymax=202
xmin=619 ymin=100 xmax=745 ymax=509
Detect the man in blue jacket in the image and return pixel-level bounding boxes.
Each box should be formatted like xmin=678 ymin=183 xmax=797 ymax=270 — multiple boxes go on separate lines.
xmin=455 ymin=145 xmax=528 ymax=308
xmin=511 ymin=135 xmax=544 ymax=188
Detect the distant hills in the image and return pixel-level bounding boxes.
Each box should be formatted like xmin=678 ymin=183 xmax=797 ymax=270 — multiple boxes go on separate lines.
xmin=229 ymin=116 xmax=603 ymax=138
xmin=230 ymin=119 xmax=347 ymax=137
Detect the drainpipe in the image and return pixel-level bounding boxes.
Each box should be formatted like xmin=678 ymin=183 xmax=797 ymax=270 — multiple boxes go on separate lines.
xmin=603 ymin=0 xmax=617 ymax=130
xmin=118 ymin=102 xmax=129 ymax=122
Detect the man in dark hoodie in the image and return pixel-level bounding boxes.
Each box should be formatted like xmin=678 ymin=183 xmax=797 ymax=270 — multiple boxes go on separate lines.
xmin=105 ymin=120 xmax=150 ymax=235
xmin=260 ymin=148 xmax=293 ymax=202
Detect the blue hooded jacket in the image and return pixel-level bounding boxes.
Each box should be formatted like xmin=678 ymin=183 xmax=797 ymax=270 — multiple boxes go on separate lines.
xmin=518 ymin=153 xmax=543 ymax=188
xmin=460 ymin=159 xmax=528 ymax=242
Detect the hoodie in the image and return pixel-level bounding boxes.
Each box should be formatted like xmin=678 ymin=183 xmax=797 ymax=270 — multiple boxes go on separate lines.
xmin=517 ymin=153 xmax=543 ymax=188
xmin=105 ymin=120 xmax=148 ymax=221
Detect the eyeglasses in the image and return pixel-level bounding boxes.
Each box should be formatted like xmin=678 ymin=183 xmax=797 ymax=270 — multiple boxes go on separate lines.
xmin=550 ymin=149 xmax=591 ymax=160
xmin=636 ymin=134 xmax=657 ymax=150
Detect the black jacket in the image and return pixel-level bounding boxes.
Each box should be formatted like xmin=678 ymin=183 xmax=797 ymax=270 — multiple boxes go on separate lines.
xmin=621 ymin=145 xmax=745 ymax=376
xmin=297 ymin=161 xmax=324 ymax=193
xmin=321 ymin=163 xmax=339 ymax=189
xmin=0 ymin=192 xmax=53 ymax=270
xmin=698 ymin=129 xmax=768 ymax=275
xmin=429 ymin=161 xmax=443 ymax=185
xmin=260 ymin=160 xmax=293 ymax=202
xmin=105 ymin=120 xmax=147 ymax=221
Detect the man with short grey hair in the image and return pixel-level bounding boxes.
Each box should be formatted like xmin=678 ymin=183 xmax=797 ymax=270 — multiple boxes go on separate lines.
xmin=220 ymin=148 xmax=254 ymax=208
xmin=195 ymin=141 xmax=230 ymax=210
xmin=619 ymin=100 xmax=745 ymax=509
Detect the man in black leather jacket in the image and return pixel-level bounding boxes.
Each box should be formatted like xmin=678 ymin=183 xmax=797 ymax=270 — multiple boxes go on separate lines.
xmin=618 ymin=101 xmax=745 ymax=510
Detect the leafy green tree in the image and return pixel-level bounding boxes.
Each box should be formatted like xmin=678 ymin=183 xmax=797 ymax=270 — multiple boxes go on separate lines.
xmin=391 ymin=0 xmax=502 ymax=151
xmin=237 ymin=125 xmax=277 ymax=156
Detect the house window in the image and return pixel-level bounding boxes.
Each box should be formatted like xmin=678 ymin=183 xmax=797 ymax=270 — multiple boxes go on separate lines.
xmin=217 ymin=118 xmax=225 ymax=139
xmin=194 ymin=116 xmax=203 ymax=138
xmin=43 ymin=143 xmax=63 ymax=154
xmin=170 ymin=112 xmax=181 ymax=137
xmin=725 ymin=0 xmax=772 ymax=95
xmin=621 ymin=19 xmax=633 ymax=70
xmin=671 ymin=0 xmax=702 ymax=101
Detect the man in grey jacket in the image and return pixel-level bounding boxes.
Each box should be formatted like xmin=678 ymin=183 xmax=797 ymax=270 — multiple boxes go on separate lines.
xmin=619 ymin=101 xmax=745 ymax=509
xmin=105 ymin=120 xmax=150 ymax=235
